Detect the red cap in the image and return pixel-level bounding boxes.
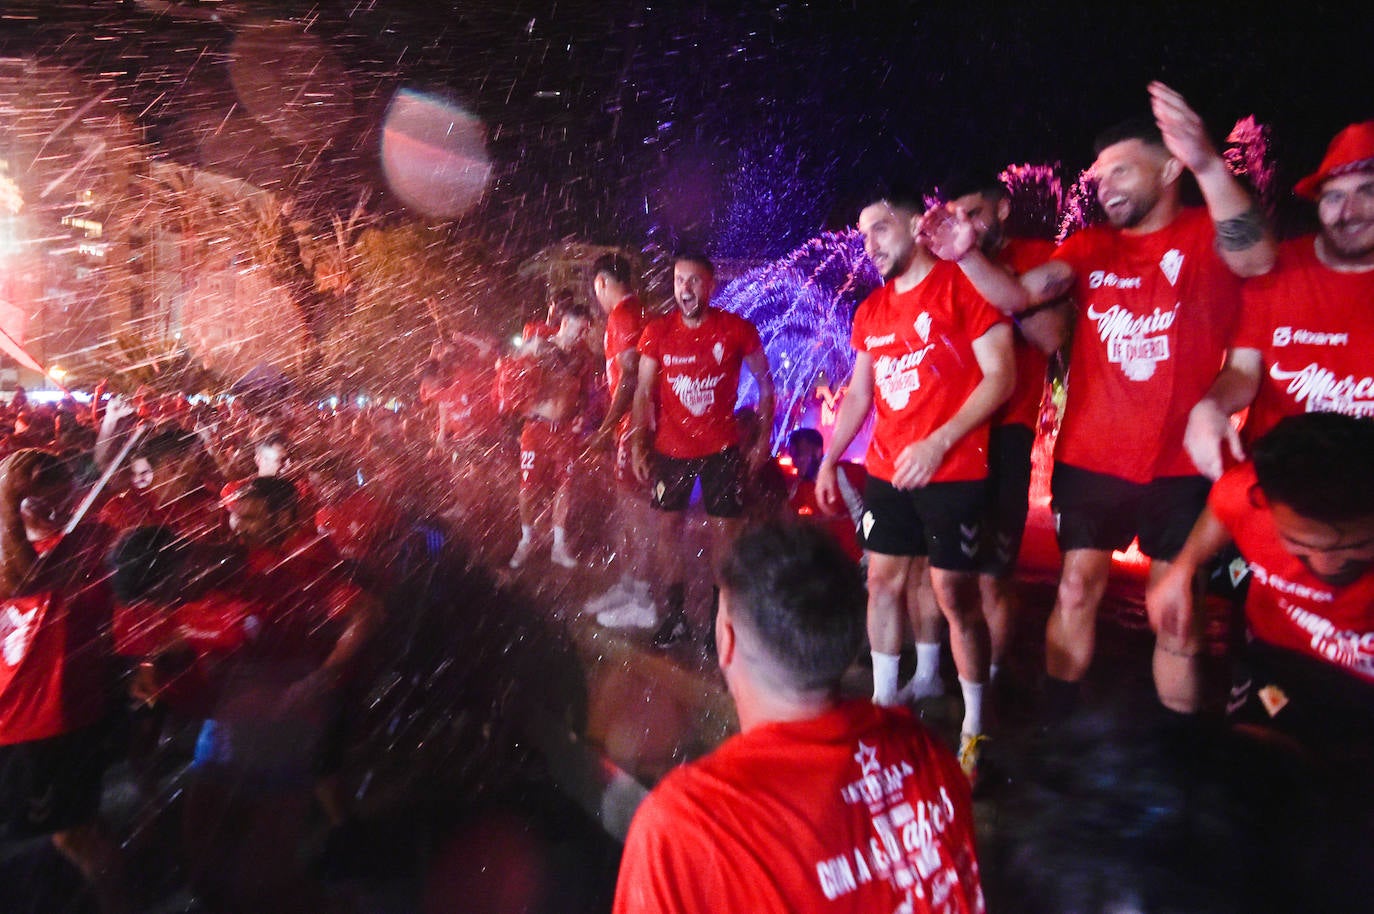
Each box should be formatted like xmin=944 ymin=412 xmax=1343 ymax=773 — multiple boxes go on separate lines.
xmin=1294 ymin=121 xmax=1374 ymax=200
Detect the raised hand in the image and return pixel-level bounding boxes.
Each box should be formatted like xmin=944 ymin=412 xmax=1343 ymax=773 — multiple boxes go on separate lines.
xmin=1148 ymin=81 xmax=1220 ymax=175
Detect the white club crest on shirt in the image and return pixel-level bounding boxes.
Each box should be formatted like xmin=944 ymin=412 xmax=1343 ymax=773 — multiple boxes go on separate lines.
xmin=913 ymin=312 xmax=932 ymax=344
xmin=2 ymin=604 xmax=38 ymax=667
xmin=712 ymin=342 xmax=724 ymax=364
xmin=1159 ymin=248 xmax=1184 ymax=286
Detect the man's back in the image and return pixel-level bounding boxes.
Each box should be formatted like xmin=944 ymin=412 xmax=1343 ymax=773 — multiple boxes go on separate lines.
xmin=614 ymin=700 xmax=984 ymax=914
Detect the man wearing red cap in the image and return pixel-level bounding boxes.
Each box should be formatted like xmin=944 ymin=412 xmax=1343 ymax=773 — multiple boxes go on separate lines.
xmin=1185 ymin=120 xmax=1374 ymax=479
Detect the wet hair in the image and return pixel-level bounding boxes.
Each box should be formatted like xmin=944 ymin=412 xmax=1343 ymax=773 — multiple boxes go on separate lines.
xmin=134 ymin=425 xmax=200 ymax=469
xmin=547 ymin=287 xmax=577 ymax=323
xmin=560 ymin=299 xmax=593 ymax=323
xmin=1 ymin=448 xmax=71 ymax=495
xmin=718 ymin=520 xmax=865 ymax=692
xmin=673 ymin=252 xmax=714 ymax=278
xmin=938 ymin=167 xmax=1009 ymax=204
xmin=1251 ymin=413 xmax=1374 ymax=524
xmin=108 ymin=525 xmax=189 ymax=604
xmin=591 ymin=252 xmax=633 ymax=286
xmin=234 ymin=475 xmax=300 ymax=521
xmin=1094 ymin=115 xmax=1166 ymax=155
xmin=787 ymin=427 xmax=824 ymax=452
xmin=863 ymin=179 xmax=924 ymax=215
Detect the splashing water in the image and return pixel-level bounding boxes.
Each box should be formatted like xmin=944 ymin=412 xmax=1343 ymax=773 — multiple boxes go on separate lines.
xmin=713 ymin=229 xmax=880 ymax=451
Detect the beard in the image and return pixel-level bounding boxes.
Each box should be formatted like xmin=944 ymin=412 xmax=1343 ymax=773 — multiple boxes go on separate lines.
xmin=1321 ymin=222 xmax=1374 ymax=264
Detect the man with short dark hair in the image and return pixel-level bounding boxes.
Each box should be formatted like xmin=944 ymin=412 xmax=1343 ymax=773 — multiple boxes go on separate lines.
xmin=1149 ymin=414 xmax=1374 ymax=754
xmin=817 ymin=182 xmax=1017 ymax=777
xmin=1185 ymin=120 xmax=1374 ymax=479
xmin=611 ymin=254 xmax=774 ymax=646
xmin=613 ymin=521 xmax=984 ymax=914
xmin=1015 ymin=83 xmax=1276 ymax=716
xmin=584 ymin=253 xmax=654 ymax=617
xmin=902 ymin=170 xmax=1066 ymax=699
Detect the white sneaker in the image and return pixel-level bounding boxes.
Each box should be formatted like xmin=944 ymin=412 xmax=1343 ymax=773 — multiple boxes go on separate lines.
xmin=896 ymin=675 xmax=947 ymax=706
xmin=509 ymin=538 xmax=534 ymax=569
xmin=550 ymin=542 xmax=579 ymax=569
xmin=584 ymin=580 xmax=633 ymax=615
xmin=596 ymin=600 xmax=658 ymax=629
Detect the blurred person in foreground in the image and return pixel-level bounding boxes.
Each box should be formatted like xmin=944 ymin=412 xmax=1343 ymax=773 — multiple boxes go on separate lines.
xmin=613 ymin=520 xmax=984 ymax=914
xmin=0 ymin=449 xmax=129 ymax=912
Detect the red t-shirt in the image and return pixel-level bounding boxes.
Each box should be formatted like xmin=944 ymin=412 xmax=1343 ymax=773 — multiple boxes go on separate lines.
xmin=1234 ymin=236 xmax=1374 ymax=442
xmin=614 ymin=700 xmax=984 ymax=914
xmin=851 ymin=262 xmax=1006 ymax=484
xmin=638 ymin=307 xmax=764 ymax=459
xmin=1053 ymin=208 xmax=1241 ymax=482
xmin=0 ymin=525 xmax=115 ymax=744
xmin=99 ymin=484 xmax=227 ymax=542
xmin=605 ymin=294 xmax=647 ymax=407
xmin=241 ymin=531 xmax=361 ymax=664
xmin=995 ymin=238 xmax=1057 ymax=430
xmin=791 ymin=462 xmax=867 ymax=562
xmin=434 ymin=362 xmax=498 ymax=440
xmin=315 ymin=488 xmax=403 ymax=563
xmin=1210 ymin=463 xmax=1374 ymax=685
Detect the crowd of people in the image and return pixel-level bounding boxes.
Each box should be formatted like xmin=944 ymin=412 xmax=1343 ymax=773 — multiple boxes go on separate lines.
xmin=0 ymin=80 xmax=1369 ymax=913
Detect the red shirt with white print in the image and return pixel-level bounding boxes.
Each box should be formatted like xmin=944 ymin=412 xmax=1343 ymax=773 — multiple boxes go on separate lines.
xmin=994 ymin=238 xmax=1057 ymax=430
xmin=1210 ymin=462 xmax=1374 ymax=685
xmin=1052 ymin=208 xmax=1241 ymax=482
xmin=638 ymin=306 xmax=764 ymax=459
xmin=0 ymin=525 xmax=115 ymax=744
xmin=613 ymin=700 xmax=985 ymax=914
xmin=1235 ymin=236 xmax=1374 ymax=442
xmin=851 ymin=261 xmax=1006 ymax=484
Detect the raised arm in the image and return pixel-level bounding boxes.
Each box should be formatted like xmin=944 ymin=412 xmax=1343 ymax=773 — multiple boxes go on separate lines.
xmin=918 ymin=208 xmax=1032 ymax=314
xmin=1149 ymin=81 xmax=1275 ymax=277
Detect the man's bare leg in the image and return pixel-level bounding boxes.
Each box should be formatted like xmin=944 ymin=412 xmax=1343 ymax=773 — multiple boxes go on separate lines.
xmin=902 ymin=564 xmax=946 ymax=701
xmin=929 ymin=567 xmax=990 ymax=739
xmin=867 ymin=552 xmax=915 ymax=705
xmin=1043 ymin=548 xmax=1114 ymax=717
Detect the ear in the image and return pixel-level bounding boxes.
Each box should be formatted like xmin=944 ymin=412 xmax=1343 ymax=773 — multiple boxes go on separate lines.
xmin=715 ymin=592 xmax=737 ymax=669
xmin=996 ymin=197 xmax=1012 ymax=224
xmin=1161 ymin=155 xmax=1184 ymax=187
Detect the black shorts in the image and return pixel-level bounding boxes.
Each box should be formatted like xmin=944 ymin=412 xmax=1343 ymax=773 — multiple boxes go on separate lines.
xmin=861 ymin=476 xmax=985 ymax=571
xmin=980 ymin=423 xmax=1035 ymax=577
xmin=1051 ymin=463 xmax=1209 ymax=559
xmin=1229 ymin=637 xmax=1374 ymax=764
xmin=0 ymin=721 xmax=111 ymax=838
xmin=650 ymin=447 xmax=745 ymax=518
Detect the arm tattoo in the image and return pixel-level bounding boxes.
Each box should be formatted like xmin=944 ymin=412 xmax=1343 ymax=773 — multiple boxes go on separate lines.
xmin=1214 ymin=206 xmax=1265 ymax=252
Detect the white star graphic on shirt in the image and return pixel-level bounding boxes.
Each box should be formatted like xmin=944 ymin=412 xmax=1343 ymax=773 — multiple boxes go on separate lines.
xmin=855 ymin=741 xmax=880 ymax=777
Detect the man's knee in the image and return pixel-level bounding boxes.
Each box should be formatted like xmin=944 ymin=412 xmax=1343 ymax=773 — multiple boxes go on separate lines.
xmin=930 ymin=569 xmax=981 ymax=622
xmin=1056 ymin=555 xmax=1110 ymax=615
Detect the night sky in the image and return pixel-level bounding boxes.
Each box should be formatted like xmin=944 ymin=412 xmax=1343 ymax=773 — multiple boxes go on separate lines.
xmin=2 ymin=0 xmax=1371 ymax=257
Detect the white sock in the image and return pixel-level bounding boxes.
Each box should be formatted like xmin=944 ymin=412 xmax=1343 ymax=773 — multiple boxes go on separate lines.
xmin=989 ymin=662 xmax=1001 ymax=683
xmin=872 ymin=652 xmax=901 ymax=706
xmin=553 ymin=526 xmax=567 ymax=549
xmin=959 ymin=677 xmax=985 ymax=737
xmin=913 ymin=642 xmax=941 ymax=683
xmin=518 ymin=524 xmax=534 ymax=544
